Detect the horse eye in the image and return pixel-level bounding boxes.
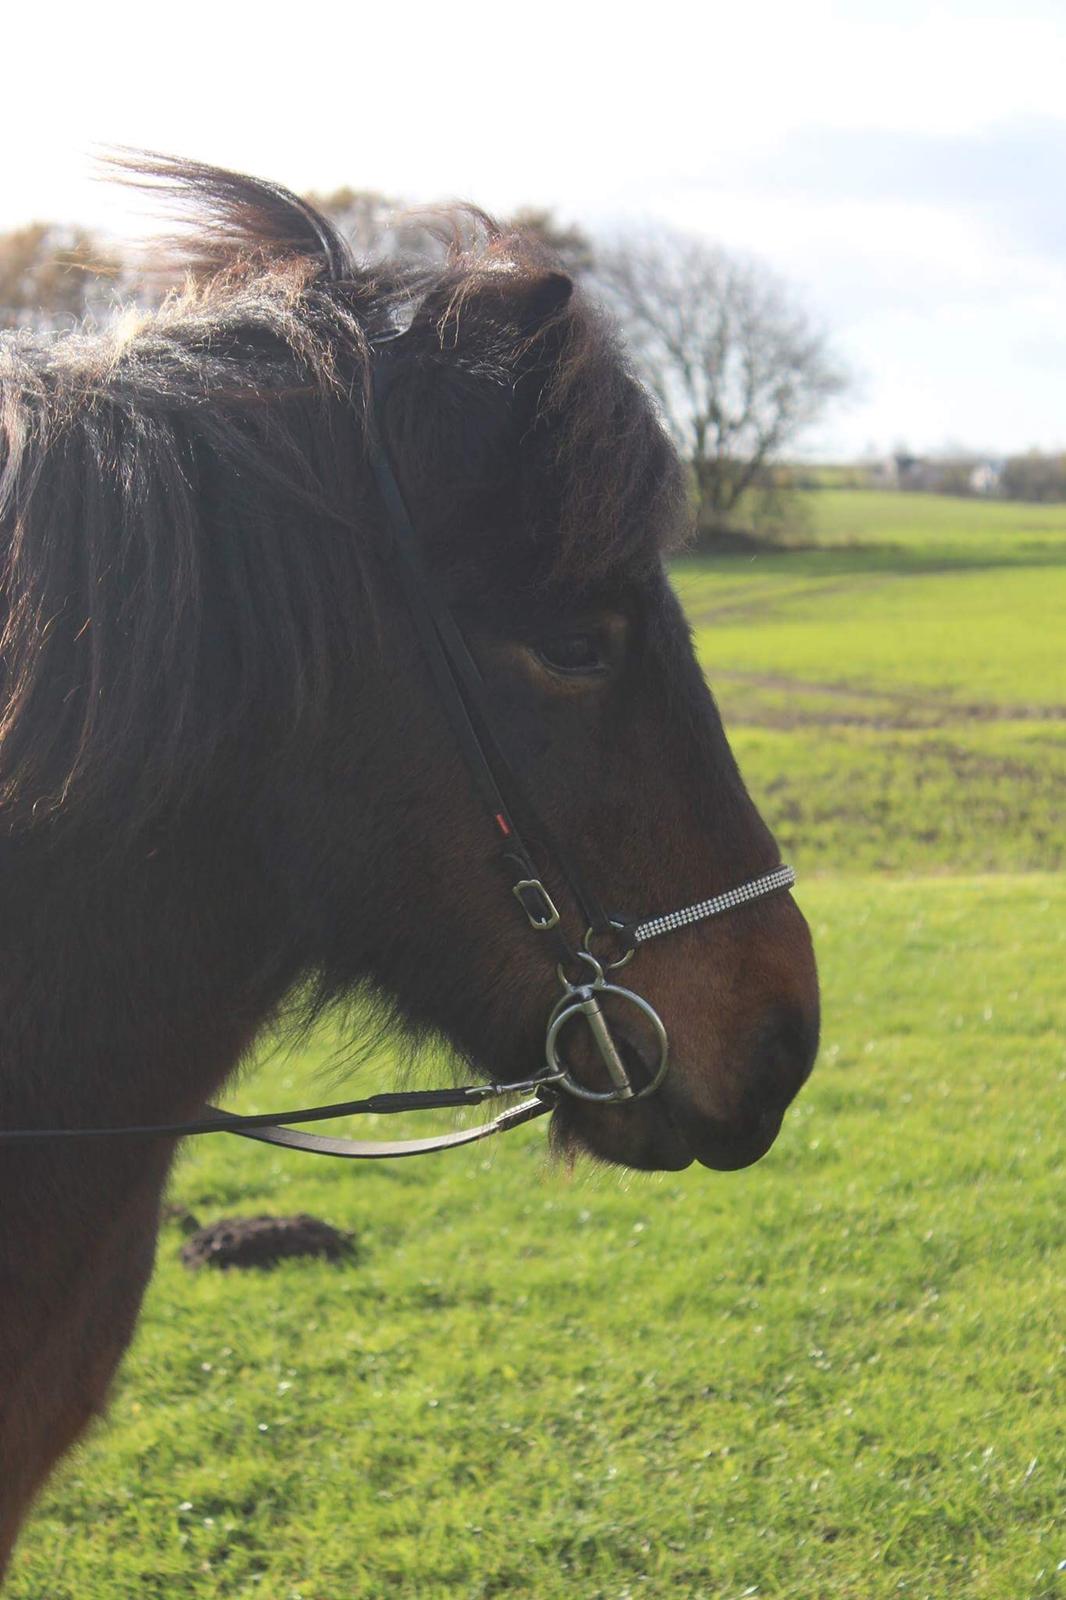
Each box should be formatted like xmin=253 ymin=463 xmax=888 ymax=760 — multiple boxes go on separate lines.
xmin=535 ymin=633 xmax=608 ymax=676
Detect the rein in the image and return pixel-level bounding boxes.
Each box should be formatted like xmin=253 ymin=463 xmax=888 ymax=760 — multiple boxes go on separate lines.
xmin=0 ymin=361 xmax=795 ymax=1160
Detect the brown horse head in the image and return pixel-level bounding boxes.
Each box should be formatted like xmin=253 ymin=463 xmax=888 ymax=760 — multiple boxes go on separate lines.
xmin=339 ymin=259 xmax=819 ymax=1171
xmin=0 ymin=158 xmax=818 ymax=1177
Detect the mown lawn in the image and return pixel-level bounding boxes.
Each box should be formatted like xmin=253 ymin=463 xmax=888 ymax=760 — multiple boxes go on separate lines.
xmin=10 ymin=492 xmax=1065 ymax=1599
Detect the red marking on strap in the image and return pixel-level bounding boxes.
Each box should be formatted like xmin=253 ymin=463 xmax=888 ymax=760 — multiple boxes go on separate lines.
xmin=494 ymin=812 xmax=512 ymax=837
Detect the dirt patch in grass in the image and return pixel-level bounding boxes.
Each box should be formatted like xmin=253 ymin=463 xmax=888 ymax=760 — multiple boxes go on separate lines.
xmin=180 ymin=1213 xmax=355 ymax=1271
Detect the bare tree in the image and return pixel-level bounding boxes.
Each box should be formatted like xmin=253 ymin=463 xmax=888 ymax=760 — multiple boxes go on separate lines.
xmin=594 ymin=229 xmax=848 ymax=539
xmin=304 ymin=187 xmax=444 ymax=264
xmin=1001 ymin=450 xmax=1066 ymax=503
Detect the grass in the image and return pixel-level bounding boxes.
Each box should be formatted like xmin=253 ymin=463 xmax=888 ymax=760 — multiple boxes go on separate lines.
xmin=681 ymin=562 xmax=1064 ymax=709
xmin=13 ymin=878 xmax=1064 ymax=1600
xmin=726 ymin=721 xmax=1064 ymax=876
xmin=800 ymin=490 xmax=1066 ymax=563
xmin=9 ymin=491 xmax=1066 ymax=1598
xmin=674 ymin=492 xmax=1066 ymax=876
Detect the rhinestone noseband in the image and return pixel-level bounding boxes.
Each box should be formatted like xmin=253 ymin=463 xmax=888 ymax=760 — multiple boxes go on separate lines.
xmin=631 ymin=865 xmax=797 ymax=945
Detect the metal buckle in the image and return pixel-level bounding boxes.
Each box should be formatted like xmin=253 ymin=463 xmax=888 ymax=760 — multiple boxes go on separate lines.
xmin=512 ymin=878 xmax=561 ymax=931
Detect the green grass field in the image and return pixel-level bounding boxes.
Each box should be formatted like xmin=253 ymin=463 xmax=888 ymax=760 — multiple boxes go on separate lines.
xmin=676 ymin=494 xmax=1066 ymax=876
xmin=10 ymin=493 xmax=1065 ymax=1599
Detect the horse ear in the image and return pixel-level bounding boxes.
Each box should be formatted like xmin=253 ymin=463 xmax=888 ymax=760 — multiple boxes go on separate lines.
xmin=510 ymin=269 xmax=574 ymax=331
xmin=419 ymin=267 xmax=574 ymax=345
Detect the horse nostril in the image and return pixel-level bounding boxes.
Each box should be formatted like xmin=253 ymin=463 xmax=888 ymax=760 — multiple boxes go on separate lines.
xmin=748 ymin=1004 xmax=819 ymax=1117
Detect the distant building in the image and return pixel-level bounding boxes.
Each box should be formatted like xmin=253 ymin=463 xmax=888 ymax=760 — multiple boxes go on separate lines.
xmin=969 ymin=460 xmax=1005 ymax=496
xmin=894 ymin=452 xmax=938 ymax=492
xmin=875 ymin=452 xmax=1005 ymax=497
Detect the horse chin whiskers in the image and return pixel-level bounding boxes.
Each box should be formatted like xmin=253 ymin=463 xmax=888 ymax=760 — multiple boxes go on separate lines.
xmin=546 ymin=1092 xmax=696 ymax=1175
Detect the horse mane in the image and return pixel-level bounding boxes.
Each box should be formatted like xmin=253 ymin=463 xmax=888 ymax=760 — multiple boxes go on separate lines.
xmin=0 ymin=157 xmax=684 ymax=839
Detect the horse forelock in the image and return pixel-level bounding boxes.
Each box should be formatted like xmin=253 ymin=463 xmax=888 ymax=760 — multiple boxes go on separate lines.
xmin=0 ymin=159 xmax=685 ymax=838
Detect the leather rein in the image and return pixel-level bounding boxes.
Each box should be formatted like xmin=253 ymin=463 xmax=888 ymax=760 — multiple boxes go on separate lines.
xmin=0 ymin=361 xmax=795 ymax=1160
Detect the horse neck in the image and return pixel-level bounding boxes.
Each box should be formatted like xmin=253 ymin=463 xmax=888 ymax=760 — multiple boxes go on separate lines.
xmin=0 ymin=806 xmax=309 ymax=1560
xmin=0 ymin=813 xmax=298 ymax=1132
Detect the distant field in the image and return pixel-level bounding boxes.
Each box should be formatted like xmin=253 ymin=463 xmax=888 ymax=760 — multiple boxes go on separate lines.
xmin=676 ymin=492 xmax=1066 ymax=874
xmin=799 ymin=490 xmax=1066 ymax=562
xmin=10 ymin=492 xmax=1064 ymax=1599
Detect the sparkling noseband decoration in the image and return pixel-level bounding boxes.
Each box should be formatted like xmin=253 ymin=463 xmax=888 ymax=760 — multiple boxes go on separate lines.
xmin=631 ymin=866 xmax=797 ymax=944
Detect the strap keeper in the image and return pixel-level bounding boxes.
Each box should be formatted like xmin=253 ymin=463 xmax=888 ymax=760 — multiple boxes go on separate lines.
xmin=512 ymin=878 xmax=561 ymax=931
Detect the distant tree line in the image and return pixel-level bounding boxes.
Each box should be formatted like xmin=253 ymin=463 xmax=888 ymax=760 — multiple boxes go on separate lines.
xmin=999 ymin=451 xmax=1066 ymax=503
xmin=820 ymin=449 xmax=1066 ymax=504
xmin=0 ymin=223 xmax=121 ymax=331
xmin=0 ymin=188 xmax=850 ymax=548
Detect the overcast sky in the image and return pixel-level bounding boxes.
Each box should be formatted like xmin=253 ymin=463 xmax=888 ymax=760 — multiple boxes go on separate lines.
xmin=5 ymin=0 xmax=1064 ymax=459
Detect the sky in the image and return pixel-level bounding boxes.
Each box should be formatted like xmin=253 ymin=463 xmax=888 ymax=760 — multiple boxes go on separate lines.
xmin=4 ymin=0 xmax=1065 ymax=460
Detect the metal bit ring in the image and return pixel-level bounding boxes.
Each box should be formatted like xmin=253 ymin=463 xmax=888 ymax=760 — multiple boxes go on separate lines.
xmin=545 ymin=982 xmax=669 ymax=1104
xmin=555 ymin=948 xmax=606 ymax=991
xmin=582 ymin=921 xmax=635 ymax=973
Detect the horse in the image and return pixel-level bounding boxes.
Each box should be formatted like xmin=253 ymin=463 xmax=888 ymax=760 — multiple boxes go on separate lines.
xmin=0 ymin=156 xmax=819 ymax=1571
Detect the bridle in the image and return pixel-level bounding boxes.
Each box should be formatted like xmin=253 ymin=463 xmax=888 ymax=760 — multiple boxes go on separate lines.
xmin=0 ymin=358 xmax=795 ymax=1160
